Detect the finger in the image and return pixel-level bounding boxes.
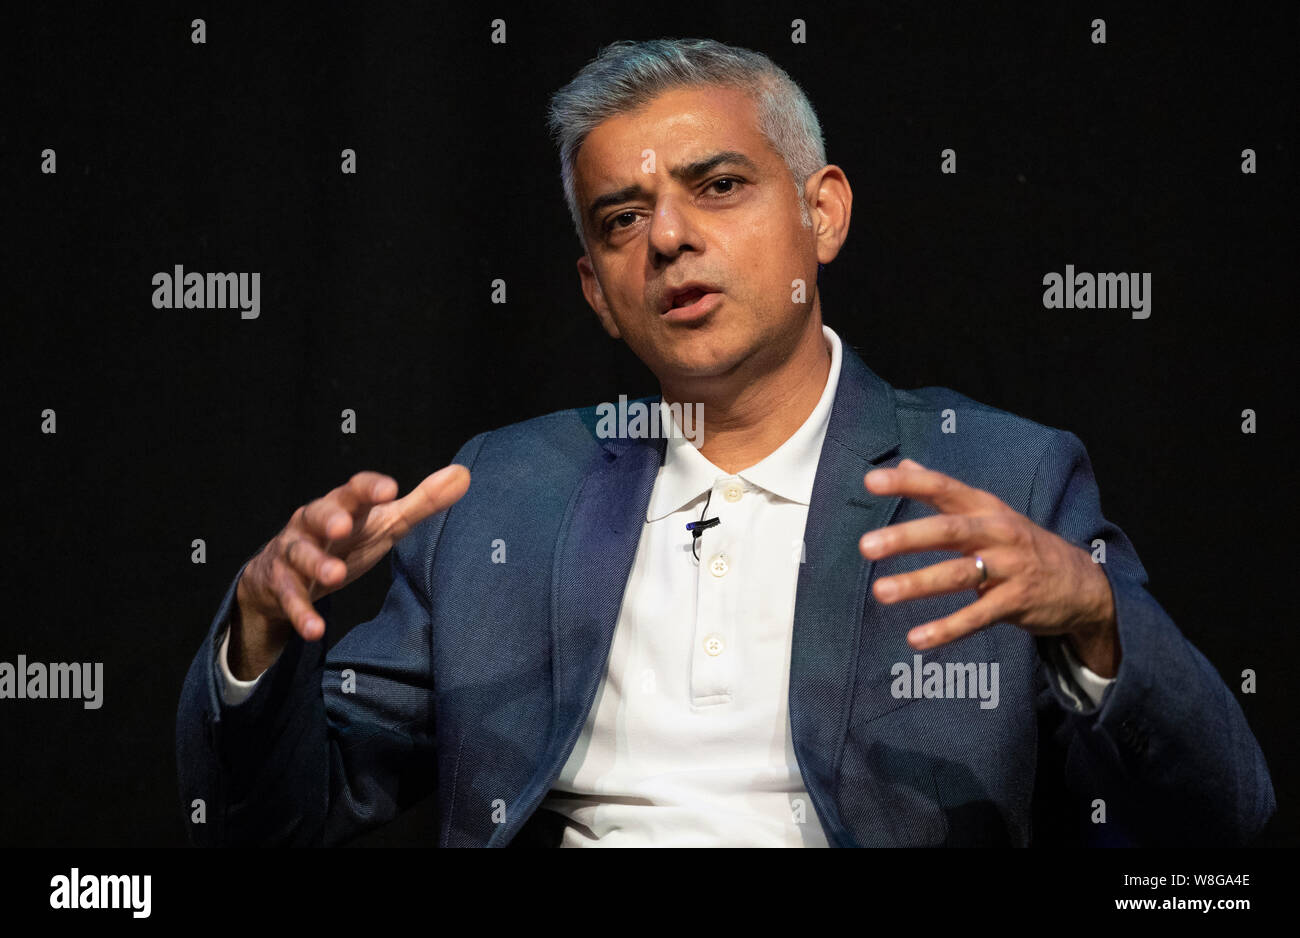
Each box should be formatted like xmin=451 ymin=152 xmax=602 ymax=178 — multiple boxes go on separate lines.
xmin=860 ymin=513 xmax=1018 ymax=560
xmin=906 ymin=586 xmax=1017 ymax=650
xmin=304 ymin=538 xmax=335 ymax=598
xmin=282 ymin=535 xmax=346 ymax=590
xmin=302 ymin=471 xmax=399 ymax=539
xmin=344 ymin=470 xmax=399 ymax=506
xmin=864 ymin=462 xmax=1001 ymax=515
xmin=872 ymin=549 xmax=1014 ymax=604
xmin=388 ymin=465 xmax=471 ymax=541
xmin=269 ymin=554 xmax=325 ymax=641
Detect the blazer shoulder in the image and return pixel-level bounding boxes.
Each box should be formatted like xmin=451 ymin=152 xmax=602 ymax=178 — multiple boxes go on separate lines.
xmin=885 ymin=383 xmax=1090 ymax=512
xmin=893 ymin=383 xmax=1067 ymax=450
xmin=458 ymin=398 xmax=639 ymax=483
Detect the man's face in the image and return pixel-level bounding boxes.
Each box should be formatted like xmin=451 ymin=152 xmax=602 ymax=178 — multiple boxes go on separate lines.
xmin=573 ymin=84 xmax=829 ymax=385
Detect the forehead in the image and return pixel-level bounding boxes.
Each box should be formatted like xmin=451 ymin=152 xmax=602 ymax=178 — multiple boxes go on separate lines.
xmin=574 ymin=84 xmax=773 ymax=191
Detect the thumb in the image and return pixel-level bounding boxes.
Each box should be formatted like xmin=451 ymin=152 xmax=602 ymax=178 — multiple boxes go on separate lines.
xmin=389 ymin=464 xmax=471 ymax=539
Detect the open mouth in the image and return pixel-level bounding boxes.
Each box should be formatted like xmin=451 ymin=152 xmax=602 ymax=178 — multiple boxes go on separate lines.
xmin=662 ymin=282 xmax=722 ymax=316
xmin=668 ymin=287 xmax=707 ymax=310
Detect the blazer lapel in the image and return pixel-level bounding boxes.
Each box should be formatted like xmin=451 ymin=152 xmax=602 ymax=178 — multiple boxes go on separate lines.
xmin=488 ymin=426 xmax=664 ymax=845
xmin=549 ymin=432 xmax=664 ymax=744
xmin=790 ymin=341 xmax=903 ymax=846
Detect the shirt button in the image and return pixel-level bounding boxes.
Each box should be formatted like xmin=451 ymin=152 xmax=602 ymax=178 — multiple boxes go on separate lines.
xmin=703 ymin=633 xmax=726 ymax=656
xmin=709 ymin=554 xmax=729 ymax=577
xmin=723 ymin=483 xmax=743 ymax=503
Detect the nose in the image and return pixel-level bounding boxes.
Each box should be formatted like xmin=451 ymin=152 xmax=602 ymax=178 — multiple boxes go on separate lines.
xmin=648 ymin=192 xmax=702 ymax=261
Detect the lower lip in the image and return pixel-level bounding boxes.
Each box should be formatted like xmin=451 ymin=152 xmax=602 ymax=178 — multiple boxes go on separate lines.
xmin=662 ymin=292 xmax=722 ymax=323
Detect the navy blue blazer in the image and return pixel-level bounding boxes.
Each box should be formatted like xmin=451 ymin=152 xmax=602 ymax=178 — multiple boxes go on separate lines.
xmin=176 ymin=340 xmax=1276 ymax=846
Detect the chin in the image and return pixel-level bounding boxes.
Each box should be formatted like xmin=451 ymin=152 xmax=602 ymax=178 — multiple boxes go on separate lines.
xmin=651 ymin=332 xmax=751 ymax=382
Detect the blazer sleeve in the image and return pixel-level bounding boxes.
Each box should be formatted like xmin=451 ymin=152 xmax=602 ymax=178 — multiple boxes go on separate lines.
xmin=1026 ymin=429 xmax=1276 ymax=845
xmin=175 ymin=433 xmax=488 ymax=846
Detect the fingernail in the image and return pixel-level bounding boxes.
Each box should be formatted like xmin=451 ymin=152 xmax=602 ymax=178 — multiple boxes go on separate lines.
xmin=861 ymin=533 xmax=881 ymax=554
xmin=875 ymin=579 xmax=897 ymax=600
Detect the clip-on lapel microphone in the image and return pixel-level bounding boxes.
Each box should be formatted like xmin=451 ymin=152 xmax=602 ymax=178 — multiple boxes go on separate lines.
xmin=686 ymin=488 xmax=721 ymax=561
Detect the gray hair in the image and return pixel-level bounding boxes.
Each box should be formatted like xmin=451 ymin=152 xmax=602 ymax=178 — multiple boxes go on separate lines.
xmin=547 ymin=38 xmax=827 ymax=247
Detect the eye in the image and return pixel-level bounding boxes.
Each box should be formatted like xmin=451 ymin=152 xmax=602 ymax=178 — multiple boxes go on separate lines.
xmin=604 ymin=211 xmax=638 ymax=233
xmin=706 ymin=176 xmax=744 ymax=196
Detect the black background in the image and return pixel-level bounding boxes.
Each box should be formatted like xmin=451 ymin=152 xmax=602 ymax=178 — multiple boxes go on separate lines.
xmin=3 ymin=1 xmax=1295 ymax=846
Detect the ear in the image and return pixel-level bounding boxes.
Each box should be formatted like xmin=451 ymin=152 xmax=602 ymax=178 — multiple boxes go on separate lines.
xmin=577 ymin=253 xmax=621 ymax=339
xmin=803 ymin=164 xmax=853 ymax=265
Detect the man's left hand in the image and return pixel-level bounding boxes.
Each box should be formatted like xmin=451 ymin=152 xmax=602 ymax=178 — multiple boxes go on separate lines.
xmin=859 ymin=459 xmax=1119 ymax=677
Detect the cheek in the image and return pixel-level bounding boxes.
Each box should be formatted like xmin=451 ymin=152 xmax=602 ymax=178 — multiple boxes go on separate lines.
xmin=600 ymin=262 xmax=643 ymax=315
xmin=729 ymin=227 xmax=803 ymax=307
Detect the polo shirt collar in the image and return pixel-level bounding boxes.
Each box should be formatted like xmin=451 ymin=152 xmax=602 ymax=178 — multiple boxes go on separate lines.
xmin=646 ymin=325 xmax=843 ymax=521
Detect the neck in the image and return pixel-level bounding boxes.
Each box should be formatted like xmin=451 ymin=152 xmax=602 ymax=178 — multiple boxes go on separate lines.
xmin=660 ymin=304 xmax=831 ymax=474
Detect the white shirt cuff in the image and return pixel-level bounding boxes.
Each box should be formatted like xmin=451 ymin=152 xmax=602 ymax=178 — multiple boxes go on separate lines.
xmin=217 ymin=624 xmax=268 ymax=706
xmin=1057 ymin=636 xmax=1114 ymax=709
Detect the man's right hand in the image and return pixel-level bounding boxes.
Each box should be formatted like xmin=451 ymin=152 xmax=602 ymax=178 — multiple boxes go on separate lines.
xmin=228 ymin=465 xmax=471 ymax=680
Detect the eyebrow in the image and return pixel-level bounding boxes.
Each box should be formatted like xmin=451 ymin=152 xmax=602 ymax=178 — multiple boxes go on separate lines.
xmin=585 ymin=150 xmax=761 ymax=227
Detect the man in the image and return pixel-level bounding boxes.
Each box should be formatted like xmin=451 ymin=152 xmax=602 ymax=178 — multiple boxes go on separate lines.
xmin=176 ymin=38 xmax=1275 ymax=846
